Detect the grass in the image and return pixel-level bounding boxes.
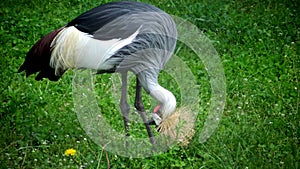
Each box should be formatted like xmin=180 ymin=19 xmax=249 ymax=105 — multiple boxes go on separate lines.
xmin=1 ymin=0 xmax=299 ymax=168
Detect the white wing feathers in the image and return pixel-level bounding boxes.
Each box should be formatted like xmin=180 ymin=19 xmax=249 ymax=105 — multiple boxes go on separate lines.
xmin=50 ymin=26 xmax=141 ymax=75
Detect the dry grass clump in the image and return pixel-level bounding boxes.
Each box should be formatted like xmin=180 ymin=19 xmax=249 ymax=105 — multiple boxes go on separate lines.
xmin=157 ymin=107 xmax=195 ymax=146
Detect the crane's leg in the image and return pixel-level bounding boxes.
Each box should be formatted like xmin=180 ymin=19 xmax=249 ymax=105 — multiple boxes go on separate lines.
xmin=134 ymin=77 xmax=155 ymax=144
xmin=120 ymin=72 xmax=130 ymax=147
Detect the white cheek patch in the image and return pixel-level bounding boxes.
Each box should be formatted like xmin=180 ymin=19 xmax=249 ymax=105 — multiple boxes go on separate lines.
xmin=152 ymin=113 xmax=162 ymax=125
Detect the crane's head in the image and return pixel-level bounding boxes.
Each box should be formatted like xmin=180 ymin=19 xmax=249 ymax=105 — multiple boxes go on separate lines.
xmin=150 ymin=87 xmax=196 ymax=145
xmin=149 ymin=85 xmax=177 ymax=125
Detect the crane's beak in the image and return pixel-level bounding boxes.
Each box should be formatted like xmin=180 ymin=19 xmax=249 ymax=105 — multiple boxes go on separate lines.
xmin=146 ymin=112 xmax=162 ymax=126
xmin=152 ymin=113 xmax=162 ymax=125
xmin=146 ymin=118 xmax=156 ymax=126
xmin=145 ymin=105 xmax=162 ymax=127
xmin=145 ymin=113 xmax=162 ymax=127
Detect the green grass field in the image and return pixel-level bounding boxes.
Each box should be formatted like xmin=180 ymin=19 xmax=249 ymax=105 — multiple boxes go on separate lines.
xmin=1 ymin=0 xmax=299 ymax=168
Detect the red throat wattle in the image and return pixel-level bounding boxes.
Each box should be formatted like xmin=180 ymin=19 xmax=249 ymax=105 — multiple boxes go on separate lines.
xmin=154 ymin=105 xmax=161 ymax=113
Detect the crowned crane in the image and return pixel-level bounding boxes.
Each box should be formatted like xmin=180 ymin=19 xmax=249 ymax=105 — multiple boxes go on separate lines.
xmin=18 ymin=1 xmax=177 ymax=143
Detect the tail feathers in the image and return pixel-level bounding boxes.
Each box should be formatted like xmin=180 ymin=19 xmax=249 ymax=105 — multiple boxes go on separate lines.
xmin=18 ymin=27 xmax=64 ymax=81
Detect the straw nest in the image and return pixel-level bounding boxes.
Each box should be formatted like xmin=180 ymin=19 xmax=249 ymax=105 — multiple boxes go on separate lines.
xmin=157 ymin=107 xmax=195 ymax=146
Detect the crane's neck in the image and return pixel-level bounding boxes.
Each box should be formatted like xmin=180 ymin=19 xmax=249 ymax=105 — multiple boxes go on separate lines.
xmin=137 ymin=68 xmax=176 ymax=125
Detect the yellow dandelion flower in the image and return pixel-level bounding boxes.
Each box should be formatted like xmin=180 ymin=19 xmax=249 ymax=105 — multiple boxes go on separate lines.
xmin=65 ymin=148 xmax=76 ymax=156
